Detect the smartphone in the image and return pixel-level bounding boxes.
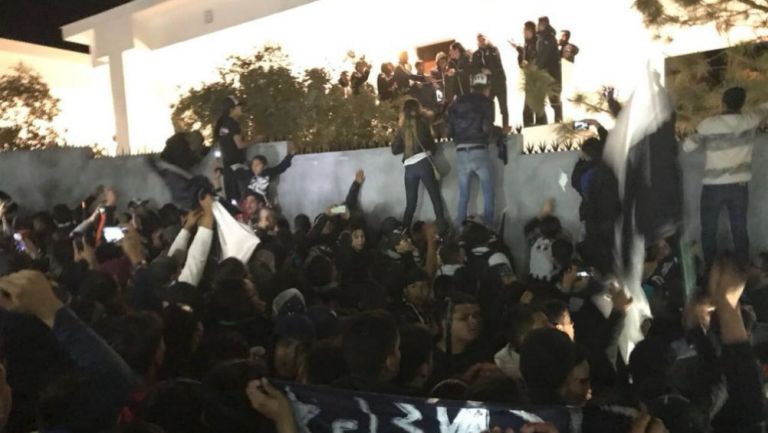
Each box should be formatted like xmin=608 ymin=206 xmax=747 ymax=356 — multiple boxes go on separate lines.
xmin=13 ymin=233 xmax=25 ymax=252
xmin=103 ymin=226 xmax=126 ymax=243
xmin=574 ymin=121 xmax=590 ymax=131
xmin=330 ymin=204 xmax=348 ymax=215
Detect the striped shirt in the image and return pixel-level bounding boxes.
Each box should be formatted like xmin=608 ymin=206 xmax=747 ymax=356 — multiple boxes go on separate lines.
xmin=683 ymin=103 xmax=768 ymax=185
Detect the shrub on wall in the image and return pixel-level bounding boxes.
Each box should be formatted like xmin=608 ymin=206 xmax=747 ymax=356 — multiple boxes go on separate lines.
xmin=171 ymin=45 xmax=399 ymax=153
xmin=0 ymin=64 xmax=61 ymax=151
xmin=666 ymin=43 xmax=768 ymax=132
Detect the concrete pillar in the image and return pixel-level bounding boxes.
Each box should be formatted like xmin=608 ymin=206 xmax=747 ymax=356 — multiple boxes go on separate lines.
xmin=108 ymin=52 xmax=130 ymax=155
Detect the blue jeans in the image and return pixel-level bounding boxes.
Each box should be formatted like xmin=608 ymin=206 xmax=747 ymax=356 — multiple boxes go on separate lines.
xmin=456 ymin=146 xmax=495 ymax=227
xmin=701 ymin=183 xmax=749 ymax=266
xmin=403 ymin=158 xmax=446 ymax=229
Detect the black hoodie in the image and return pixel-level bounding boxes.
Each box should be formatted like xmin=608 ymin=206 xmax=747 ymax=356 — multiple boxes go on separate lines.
xmin=536 ymin=26 xmax=561 ymax=82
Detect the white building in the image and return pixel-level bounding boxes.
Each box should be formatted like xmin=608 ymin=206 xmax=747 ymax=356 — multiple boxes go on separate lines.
xmin=3 ymin=0 xmax=757 ymax=155
xmin=0 ymin=38 xmax=114 ymax=150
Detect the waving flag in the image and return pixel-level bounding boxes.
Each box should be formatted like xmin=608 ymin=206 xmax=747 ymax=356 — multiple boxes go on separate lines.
xmin=604 ymin=61 xmax=682 ymax=363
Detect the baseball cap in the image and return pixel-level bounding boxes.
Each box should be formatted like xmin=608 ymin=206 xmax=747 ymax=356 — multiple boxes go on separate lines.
xmin=272 ymin=288 xmax=306 ymax=317
xmin=488 ymin=252 xmax=515 ymax=277
xmin=472 ymin=74 xmax=488 ymax=87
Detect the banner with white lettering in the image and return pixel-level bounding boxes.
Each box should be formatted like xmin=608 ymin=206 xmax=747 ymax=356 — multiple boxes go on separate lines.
xmin=278 ymin=382 xmax=583 ymax=433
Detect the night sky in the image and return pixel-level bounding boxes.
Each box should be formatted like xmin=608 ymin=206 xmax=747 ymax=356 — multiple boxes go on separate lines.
xmin=0 ymin=0 xmax=132 ymax=52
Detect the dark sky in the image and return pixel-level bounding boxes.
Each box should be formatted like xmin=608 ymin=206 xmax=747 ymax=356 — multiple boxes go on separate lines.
xmin=0 ymin=0 xmax=133 ymax=52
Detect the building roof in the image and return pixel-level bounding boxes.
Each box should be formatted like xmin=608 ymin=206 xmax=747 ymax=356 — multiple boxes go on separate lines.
xmin=61 ymin=0 xmax=317 ymax=64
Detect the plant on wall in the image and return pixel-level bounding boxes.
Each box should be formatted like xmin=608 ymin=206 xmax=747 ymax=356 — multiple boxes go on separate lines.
xmin=520 ymin=65 xmax=559 ymax=120
xmin=171 ymin=44 xmax=400 ymax=153
xmin=0 ymin=64 xmax=61 ymax=151
xmin=634 ymin=0 xmax=767 ymax=38
xmin=666 ymin=42 xmax=768 ymax=131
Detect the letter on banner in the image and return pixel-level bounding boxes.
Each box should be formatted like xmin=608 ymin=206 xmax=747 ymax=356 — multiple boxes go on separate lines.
xmin=356 ymin=398 xmax=379 ymax=433
xmin=285 ymin=387 xmax=321 ymax=433
xmin=391 ymin=403 xmax=424 ymax=433
xmin=437 ymin=407 xmax=490 ymax=433
xmin=332 ymin=420 xmax=358 ymax=433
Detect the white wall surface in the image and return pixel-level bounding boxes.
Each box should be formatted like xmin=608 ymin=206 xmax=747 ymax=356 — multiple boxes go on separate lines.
xmin=0 ymin=39 xmax=115 ymax=151
xmin=2 ymin=137 xmax=767 ymax=271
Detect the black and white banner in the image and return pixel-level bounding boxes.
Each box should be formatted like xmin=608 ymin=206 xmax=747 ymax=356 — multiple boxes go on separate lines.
xmin=279 ymin=382 xmax=587 ymax=433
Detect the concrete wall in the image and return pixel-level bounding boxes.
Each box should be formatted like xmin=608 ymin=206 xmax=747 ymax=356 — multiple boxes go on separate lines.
xmin=1 ymin=136 xmax=767 ymax=269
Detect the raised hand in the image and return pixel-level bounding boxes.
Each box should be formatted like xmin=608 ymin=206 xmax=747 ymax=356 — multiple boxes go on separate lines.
xmin=183 ymin=209 xmax=203 ymax=231
xmin=355 ymin=169 xmax=366 ymax=185
xmin=0 ymin=270 xmax=63 ymax=328
xmin=121 ymin=225 xmax=146 ymax=266
xmin=199 ymin=195 xmax=215 ymax=229
xmin=611 ymin=287 xmax=633 ymax=313
xmin=246 ymin=379 xmax=298 ymax=433
xmin=73 ymin=239 xmax=98 ymax=269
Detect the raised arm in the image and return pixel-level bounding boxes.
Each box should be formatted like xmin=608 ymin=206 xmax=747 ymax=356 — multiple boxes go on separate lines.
xmin=710 ymin=257 xmax=767 ymax=431
xmin=0 ymin=271 xmax=138 ymax=414
xmin=177 ymin=196 xmax=214 ymax=287
xmin=344 ymin=170 xmax=366 ymax=211
xmin=167 ymin=209 xmax=201 ymax=263
xmin=262 ymin=144 xmax=298 ymax=178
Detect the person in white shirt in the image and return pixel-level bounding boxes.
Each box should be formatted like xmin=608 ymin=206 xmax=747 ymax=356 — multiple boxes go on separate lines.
xmin=683 ymin=87 xmax=768 ymax=265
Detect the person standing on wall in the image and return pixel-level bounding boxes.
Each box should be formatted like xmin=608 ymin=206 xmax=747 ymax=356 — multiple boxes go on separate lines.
xmin=510 ymin=21 xmax=543 ymax=127
xmin=214 ymin=95 xmax=258 ymax=202
xmin=471 ymin=34 xmax=509 ymax=133
xmin=391 ymin=99 xmax=447 ymax=232
xmin=350 ymin=58 xmax=372 ymax=96
xmin=395 ymin=51 xmax=420 ymax=97
xmin=559 ymin=30 xmax=580 ymax=63
xmin=448 ymin=74 xmax=496 ymax=228
xmin=536 ymin=17 xmax=563 ymax=123
xmin=377 ymin=63 xmax=398 ymax=102
xmin=447 ymin=42 xmax=472 ymax=102
xmin=683 ymin=87 xmax=768 ymax=266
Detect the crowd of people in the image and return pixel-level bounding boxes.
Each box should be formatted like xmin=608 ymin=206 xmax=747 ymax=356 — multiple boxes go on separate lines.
xmin=342 ymin=16 xmax=579 ymax=132
xmin=0 ymin=51 xmax=767 ymax=433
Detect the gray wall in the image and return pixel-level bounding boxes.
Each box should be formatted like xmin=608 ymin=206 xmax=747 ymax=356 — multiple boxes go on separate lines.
xmin=1 ymin=136 xmax=767 ymax=269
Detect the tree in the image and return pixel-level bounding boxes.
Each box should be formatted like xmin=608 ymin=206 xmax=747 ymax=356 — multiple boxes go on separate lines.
xmin=666 ymin=42 xmax=768 ymax=131
xmin=0 ymin=64 xmax=61 ymax=151
xmin=635 ymin=0 xmax=768 ymax=36
xmin=633 ymin=2 xmax=768 ymax=132
xmin=171 ymin=44 xmax=400 ymax=154
xmin=520 ymin=65 xmax=560 ymax=121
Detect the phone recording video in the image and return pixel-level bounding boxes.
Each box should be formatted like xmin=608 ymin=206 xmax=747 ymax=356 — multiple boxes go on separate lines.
xmin=574 ymin=121 xmax=590 ymax=131
xmin=103 ymin=226 xmax=126 ymax=244
xmin=330 ymin=204 xmax=348 ymax=215
xmin=13 ymin=233 xmax=26 ymax=252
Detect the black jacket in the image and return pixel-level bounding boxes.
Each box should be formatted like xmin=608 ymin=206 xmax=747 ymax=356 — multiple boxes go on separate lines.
xmin=536 ymin=27 xmax=561 ymax=82
xmin=391 ymin=118 xmax=436 ymax=162
xmin=471 ymin=45 xmax=506 ymax=85
xmin=377 ymin=73 xmax=397 ymax=101
xmin=623 ymin=116 xmax=682 ymax=244
xmin=447 ymin=55 xmax=472 ymax=99
xmin=447 ymin=92 xmax=494 ymax=145
xmin=516 ymin=37 xmax=538 ymax=67
xmin=350 ymin=67 xmax=371 ymax=95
